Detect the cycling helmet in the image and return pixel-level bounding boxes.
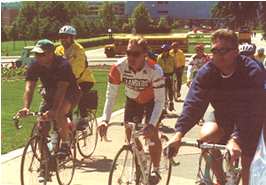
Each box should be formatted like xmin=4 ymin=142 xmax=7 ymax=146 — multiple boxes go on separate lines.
xmin=257 ymin=47 xmax=265 ymax=54
xmin=239 ymin=43 xmax=256 ymax=56
xmin=59 ymin=25 xmax=77 ymax=35
xmin=161 ymin=44 xmax=170 ymax=51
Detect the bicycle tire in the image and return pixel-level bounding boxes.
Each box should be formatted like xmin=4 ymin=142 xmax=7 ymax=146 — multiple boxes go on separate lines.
xmin=55 ymin=138 xmax=76 ymax=185
xmin=109 ymin=145 xmax=139 ymax=185
xmin=77 ymin=110 xmax=98 ymax=157
xmin=21 ymin=135 xmax=49 ymax=185
xmin=159 ymin=137 xmax=172 ymax=185
xmin=196 ymin=151 xmax=217 ymax=185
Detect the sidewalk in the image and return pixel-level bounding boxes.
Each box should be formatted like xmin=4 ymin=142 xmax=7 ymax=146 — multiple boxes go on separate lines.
xmin=1 ymin=85 xmax=205 ymax=185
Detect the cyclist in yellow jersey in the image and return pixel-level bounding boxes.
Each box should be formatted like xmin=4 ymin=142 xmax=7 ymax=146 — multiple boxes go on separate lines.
xmin=55 ymin=25 xmax=96 ymax=130
xmin=157 ymin=44 xmax=176 ymax=112
xmin=169 ymin=42 xmax=186 ymax=98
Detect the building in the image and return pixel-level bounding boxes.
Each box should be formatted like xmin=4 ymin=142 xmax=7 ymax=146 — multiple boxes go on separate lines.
xmin=1 ymin=2 xmax=20 ymax=27
xmin=125 ymin=1 xmax=217 ymax=19
xmin=87 ymin=2 xmax=125 ymax=17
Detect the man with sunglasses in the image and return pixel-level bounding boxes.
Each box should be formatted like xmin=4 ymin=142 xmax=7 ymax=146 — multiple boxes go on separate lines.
xmin=186 ymin=44 xmax=210 ymax=87
xmin=165 ymin=29 xmax=266 ymax=185
xmin=98 ymin=38 xmax=165 ymax=184
xmin=16 ymin=39 xmax=81 ymax=181
xmin=55 ymin=25 xmax=96 ymax=130
xmin=157 ymin=44 xmax=176 ymax=112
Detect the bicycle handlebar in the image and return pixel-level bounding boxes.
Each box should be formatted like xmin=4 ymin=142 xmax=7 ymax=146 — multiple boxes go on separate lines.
xmin=12 ymin=112 xmax=43 ymax=130
xmin=181 ymin=140 xmax=227 ymax=150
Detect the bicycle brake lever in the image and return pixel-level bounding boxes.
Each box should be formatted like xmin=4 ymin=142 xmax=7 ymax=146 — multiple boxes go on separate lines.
xmin=13 ymin=117 xmax=23 ymax=129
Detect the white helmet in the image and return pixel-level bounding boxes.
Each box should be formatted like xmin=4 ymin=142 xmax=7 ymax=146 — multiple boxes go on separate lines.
xmin=257 ymin=48 xmax=264 ymax=54
xmin=239 ymin=43 xmax=255 ymax=56
xmin=59 ymin=25 xmax=77 ymax=35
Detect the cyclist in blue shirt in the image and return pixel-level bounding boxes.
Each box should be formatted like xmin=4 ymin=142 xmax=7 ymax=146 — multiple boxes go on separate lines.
xmin=17 ymin=39 xmax=81 ymax=159
xmin=165 ymin=29 xmax=266 ymax=185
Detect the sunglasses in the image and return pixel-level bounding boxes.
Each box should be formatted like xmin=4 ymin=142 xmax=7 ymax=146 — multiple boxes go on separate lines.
xmin=211 ymin=47 xmax=235 ymax=55
xmin=35 ymin=52 xmax=47 ymax=57
xmin=126 ymin=50 xmax=142 ymax=57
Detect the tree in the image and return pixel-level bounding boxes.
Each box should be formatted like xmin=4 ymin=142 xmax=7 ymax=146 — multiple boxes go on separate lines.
xmin=157 ymin=17 xmax=171 ymax=33
xmin=212 ymin=2 xmax=259 ymax=30
xmin=131 ymin=3 xmax=152 ymax=34
xmin=99 ymin=2 xmax=116 ymax=31
xmin=11 ymin=1 xmax=89 ymax=41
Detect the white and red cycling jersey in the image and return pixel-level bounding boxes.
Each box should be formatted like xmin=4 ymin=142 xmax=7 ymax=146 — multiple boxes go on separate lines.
xmin=102 ymin=57 xmax=165 ymax=126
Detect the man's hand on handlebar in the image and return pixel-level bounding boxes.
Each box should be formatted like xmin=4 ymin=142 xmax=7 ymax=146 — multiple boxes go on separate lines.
xmin=16 ymin=107 xmax=30 ymax=118
xmin=226 ymin=138 xmax=242 ymax=165
xmin=164 ymin=132 xmax=183 ymax=159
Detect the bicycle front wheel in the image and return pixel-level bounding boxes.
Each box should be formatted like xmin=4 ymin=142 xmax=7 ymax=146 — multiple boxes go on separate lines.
xmin=109 ymin=145 xmax=139 ymax=185
xmin=55 ymin=139 xmax=76 ymax=185
xmin=21 ymin=135 xmax=49 ymax=185
xmin=77 ymin=111 xmax=98 ymax=157
xmin=159 ymin=135 xmax=172 ymax=185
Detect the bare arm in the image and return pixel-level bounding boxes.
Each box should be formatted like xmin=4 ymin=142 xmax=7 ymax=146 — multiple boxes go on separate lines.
xmin=51 ymin=81 xmax=69 ymax=114
xmin=23 ymin=80 xmax=36 ymax=109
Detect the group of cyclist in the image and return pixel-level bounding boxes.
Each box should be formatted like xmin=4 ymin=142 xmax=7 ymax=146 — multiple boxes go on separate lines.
xmin=98 ymin=29 xmax=266 ymax=185
xmin=16 ymin=27 xmax=265 ymax=185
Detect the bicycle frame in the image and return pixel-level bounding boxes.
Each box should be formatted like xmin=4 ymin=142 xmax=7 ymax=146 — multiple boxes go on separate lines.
xmin=126 ymin=122 xmax=151 ymax=184
xmin=180 ymin=140 xmax=241 ymax=185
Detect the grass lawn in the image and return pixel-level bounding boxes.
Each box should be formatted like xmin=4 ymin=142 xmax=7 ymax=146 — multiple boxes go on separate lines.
xmin=187 ymin=34 xmax=212 ymax=53
xmin=1 ymin=69 xmax=126 ymax=154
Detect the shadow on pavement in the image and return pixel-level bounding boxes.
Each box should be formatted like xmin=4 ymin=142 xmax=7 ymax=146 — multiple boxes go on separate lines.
xmin=75 ymin=155 xmax=113 ymax=172
xmin=159 ymin=125 xmax=176 ymax=134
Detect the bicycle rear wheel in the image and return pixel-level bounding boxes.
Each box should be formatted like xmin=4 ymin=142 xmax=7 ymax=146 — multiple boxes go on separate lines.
xmin=77 ymin=110 xmax=98 ymax=157
xmin=109 ymin=145 xmax=139 ymax=185
xmin=55 ymin=138 xmax=76 ymax=185
xmin=21 ymin=135 xmax=49 ymax=185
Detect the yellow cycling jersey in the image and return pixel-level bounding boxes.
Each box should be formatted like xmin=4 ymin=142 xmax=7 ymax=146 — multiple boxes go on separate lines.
xmin=157 ymin=53 xmax=176 ymax=74
xmin=169 ymin=49 xmax=186 ymax=68
xmin=55 ymin=41 xmax=96 ymax=84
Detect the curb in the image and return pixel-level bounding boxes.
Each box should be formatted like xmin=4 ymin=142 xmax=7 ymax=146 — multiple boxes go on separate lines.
xmin=0 ymin=108 xmax=125 ymax=164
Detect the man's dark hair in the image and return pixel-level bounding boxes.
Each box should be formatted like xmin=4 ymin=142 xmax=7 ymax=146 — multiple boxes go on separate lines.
xmin=211 ymin=29 xmax=239 ymax=49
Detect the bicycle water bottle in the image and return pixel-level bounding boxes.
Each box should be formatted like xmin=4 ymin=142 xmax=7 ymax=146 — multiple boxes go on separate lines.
xmin=47 ymin=137 xmax=53 ymax=151
xmin=50 ymin=131 xmax=58 ymax=150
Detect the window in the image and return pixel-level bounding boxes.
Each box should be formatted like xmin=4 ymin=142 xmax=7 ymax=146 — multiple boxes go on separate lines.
xmin=158 ymin=10 xmax=168 ymax=14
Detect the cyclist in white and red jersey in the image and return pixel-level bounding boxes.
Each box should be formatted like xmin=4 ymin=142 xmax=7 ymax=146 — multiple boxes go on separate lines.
xmin=98 ymin=38 xmax=165 ymax=184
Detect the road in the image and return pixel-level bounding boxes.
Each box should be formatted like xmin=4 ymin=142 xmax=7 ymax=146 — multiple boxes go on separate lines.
xmin=1 ymin=85 xmax=213 ymax=185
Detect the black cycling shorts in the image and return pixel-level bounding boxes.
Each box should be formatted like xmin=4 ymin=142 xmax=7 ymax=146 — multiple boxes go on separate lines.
xmin=124 ymin=97 xmax=154 ymax=124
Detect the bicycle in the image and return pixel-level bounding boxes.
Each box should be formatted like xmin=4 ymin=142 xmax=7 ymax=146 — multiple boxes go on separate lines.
xmin=168 ymin=140 xmax=241 ymax=185
xmin=108 ymin=122 xmax=172 ymax=185
xmin=14 ymin=112 xmax=77 ymax=185
xmin=73 ymin=107 xmax=98 ymax=158
xmin=74 ymin=89 xmax=99 ymax=158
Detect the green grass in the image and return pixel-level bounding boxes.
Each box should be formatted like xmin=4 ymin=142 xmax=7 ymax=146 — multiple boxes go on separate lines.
xmin=1 ymin=69 xmax=126 ymax=154
xmin=187 ymin=34 xmax=212 ymax=53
